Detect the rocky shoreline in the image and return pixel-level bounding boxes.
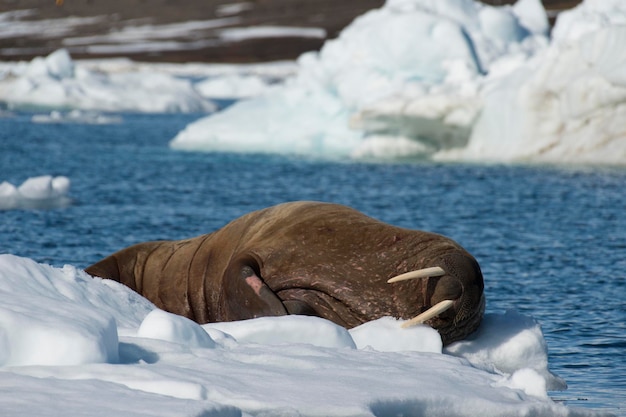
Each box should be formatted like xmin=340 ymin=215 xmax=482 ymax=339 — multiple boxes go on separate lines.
xmin=1 ymin=0 xmax=581 ymax=63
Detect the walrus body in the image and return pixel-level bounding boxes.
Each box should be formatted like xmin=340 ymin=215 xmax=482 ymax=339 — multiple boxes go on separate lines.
xmin=86 ymin=201 xmax=485 ymax=345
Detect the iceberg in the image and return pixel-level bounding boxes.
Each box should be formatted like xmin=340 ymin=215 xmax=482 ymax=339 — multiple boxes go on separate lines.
xmin=0 ymin=175 xmax=71 ymax=210
xmin=437 ymin=3 xmax=626 ymax=164
xmin=0 ymin=254 xmax=604 ymax=416
xmin=170 ymin=0 xmax=549 ymax=159
xmin=171 ymin=0 xmax=626 ymax=165
xmin=0 ymin=49 xmax=215 ymax=113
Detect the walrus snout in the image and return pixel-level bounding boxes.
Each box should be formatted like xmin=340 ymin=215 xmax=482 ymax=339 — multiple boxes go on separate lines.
xmin=387 ymin=251 xmax=484 ymax=344
xmin=440 ymin=252 xmax=484 ymax=326
xmin=428 ymin=254 xmax=484 ymax=344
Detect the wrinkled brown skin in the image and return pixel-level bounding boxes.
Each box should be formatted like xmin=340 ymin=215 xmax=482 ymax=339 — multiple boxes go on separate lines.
xmin=85 ymin=201 xmax=485 ymax=345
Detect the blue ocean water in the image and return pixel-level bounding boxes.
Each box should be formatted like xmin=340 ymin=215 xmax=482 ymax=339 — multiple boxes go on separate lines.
xmin=1 ymin=112 xmax=624 ymax=415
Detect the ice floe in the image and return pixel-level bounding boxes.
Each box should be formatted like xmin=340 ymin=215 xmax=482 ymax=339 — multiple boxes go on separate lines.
xmin=0 ymin=175 xmax=71 ymax=210
xmin=0 ymin=253 xmax=604 ymax=416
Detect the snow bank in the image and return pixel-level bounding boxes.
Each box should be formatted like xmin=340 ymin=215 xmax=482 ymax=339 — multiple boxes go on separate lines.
xmin=206 ymin=315 xmax=357 ymax=348
xmin=0 ymin=49 xmax=215 ymax=113
xmin=138 ymin=309 xmax=216 ymax=349
xmin=0 ymin=254 xmax=604 ymax=416
xmin=171 ymin=0 xmax=626 ymax=165
xmin=0 ymin=255 xmax=143 ymax=366
xmin=0 ymin=175 xmax=71 ymax=210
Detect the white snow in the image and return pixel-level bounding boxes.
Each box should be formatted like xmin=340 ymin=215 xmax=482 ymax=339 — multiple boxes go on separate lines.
xmin=0 ymin=175 xmax=71 ymax=210
xmin=215 ymin=2 xmax=254 ymax=17
xmin=218 ymin=26 xmax=327 ymax=42
xmin=0 ymin=10 xmax=106 ymax=43
xmin=61 ymin=18 xmax=242 ymax=47
xmin=0 ymin=254 xmax=605 ymax=416
xmin=169 ymin=0 xmax=626 ymax=165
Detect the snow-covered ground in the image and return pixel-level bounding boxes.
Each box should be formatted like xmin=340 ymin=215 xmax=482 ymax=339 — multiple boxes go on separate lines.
xmin=1 ymin=253 xmax=607 ymax=417
xmin=1 ymin=0 xmax=625 ymax=164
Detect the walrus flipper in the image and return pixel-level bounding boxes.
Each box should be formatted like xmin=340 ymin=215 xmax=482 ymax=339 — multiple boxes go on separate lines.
xmin=222 ymin=263 xmax=288 ymax=320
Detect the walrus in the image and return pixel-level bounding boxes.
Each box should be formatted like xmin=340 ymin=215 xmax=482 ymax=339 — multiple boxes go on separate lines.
xmin=86 ymin=201 xmax=485 ymax=345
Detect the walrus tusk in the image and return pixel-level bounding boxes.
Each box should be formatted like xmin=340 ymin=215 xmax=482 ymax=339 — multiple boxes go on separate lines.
xmin=401 ymin=299 xmax=455 ymax=328
xmin=387 ymin=266 xmax=445 ymax=283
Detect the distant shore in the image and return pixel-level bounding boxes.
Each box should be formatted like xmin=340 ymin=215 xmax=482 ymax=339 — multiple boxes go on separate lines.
xmin=0 ymin=0 xmax=581 ymax=63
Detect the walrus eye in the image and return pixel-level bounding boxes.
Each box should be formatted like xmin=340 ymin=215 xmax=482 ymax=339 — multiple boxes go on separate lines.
xmin=399 ymin=299 xmax=455 ymax=328
xmin=386 ymin=266 xmax=445 ymax=283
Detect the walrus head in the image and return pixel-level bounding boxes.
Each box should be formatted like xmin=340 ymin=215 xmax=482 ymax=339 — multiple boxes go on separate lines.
xmin=85 ymin=202 xmax=485 ymax=345
xmin=387 ymin=252 xmax=485 ymax=344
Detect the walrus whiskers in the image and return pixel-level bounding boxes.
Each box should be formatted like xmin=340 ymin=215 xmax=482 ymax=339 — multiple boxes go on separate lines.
xmin=401 ymin=299 xmax=455 ymax=328
xmin=387 ymin=266 xmax=445 ymax=283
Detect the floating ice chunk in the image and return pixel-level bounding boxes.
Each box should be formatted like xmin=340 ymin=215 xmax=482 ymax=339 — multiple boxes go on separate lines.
xmin=138 ymin=309 xmax=216 ymax=349
xmin=18 ymin=175 xmax=69 ymax=200
xmin=0 ymin=175 xmax=72 ymax=210
xmin=0 ymin=181 xmax=18 ymax=211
